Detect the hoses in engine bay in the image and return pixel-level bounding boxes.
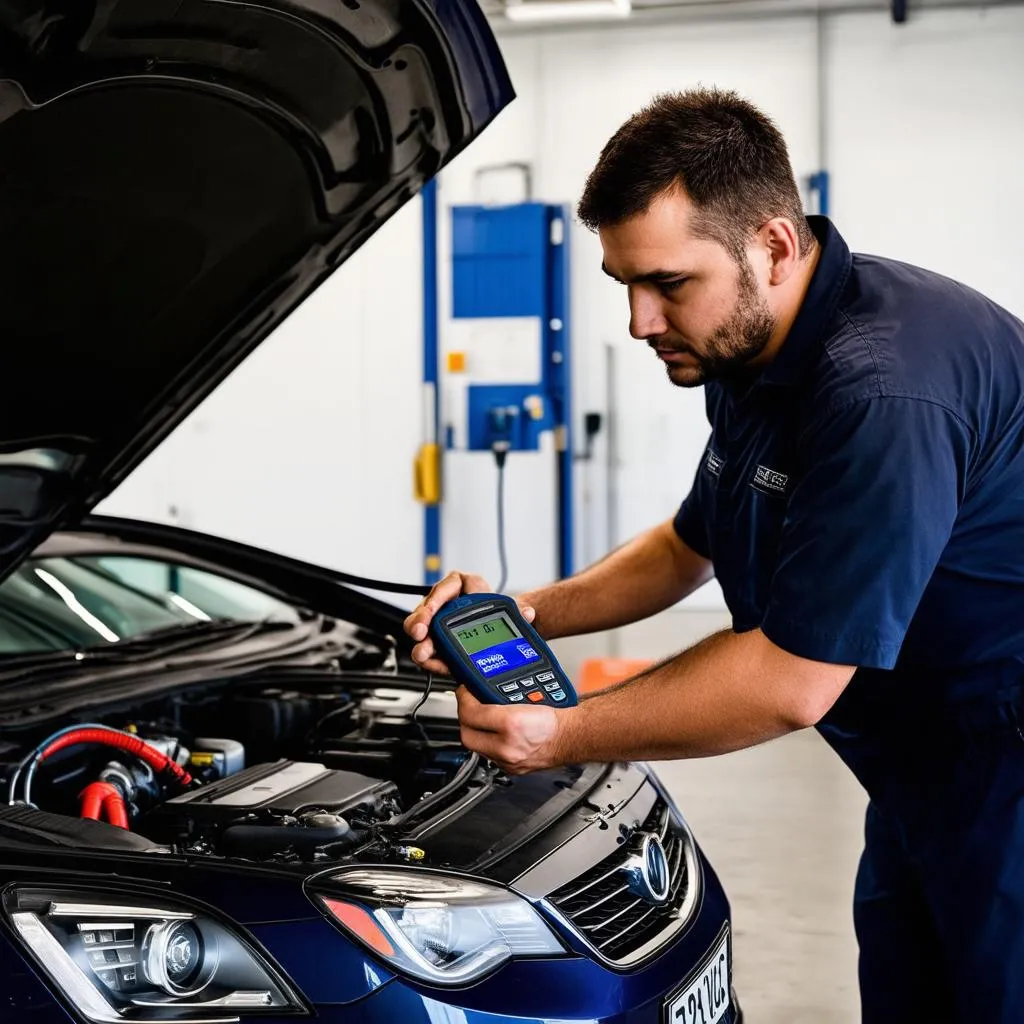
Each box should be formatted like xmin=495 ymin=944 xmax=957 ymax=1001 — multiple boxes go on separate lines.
xmin=7 ymin=722 xmax=119 ymax=806
xmin=78 ymin=780 xmax=130 ymax=829
xmin=7 ymin=723 xmax=195 ymax=820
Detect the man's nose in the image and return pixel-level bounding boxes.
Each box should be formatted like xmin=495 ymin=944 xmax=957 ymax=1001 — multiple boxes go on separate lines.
xmin=628 ymin=286 xmax=669 ymax=341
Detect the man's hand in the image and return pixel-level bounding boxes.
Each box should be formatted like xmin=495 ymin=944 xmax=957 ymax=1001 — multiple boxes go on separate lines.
xmin=403 ymin=570 xmax=536 ymax=675
xmin=456 ymin=687 xmax=578 ymax=774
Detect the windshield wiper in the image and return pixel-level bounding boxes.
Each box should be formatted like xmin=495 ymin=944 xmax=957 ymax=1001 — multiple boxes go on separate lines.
xmin=107 ymin=618 xmax=301 ymax=658
xmin=0 ymin=619 xmax=299 ymax=678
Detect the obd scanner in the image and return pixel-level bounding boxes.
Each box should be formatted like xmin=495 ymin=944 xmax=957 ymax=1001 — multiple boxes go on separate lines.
xmin=431 ymin=594 xmax=578 ymax=707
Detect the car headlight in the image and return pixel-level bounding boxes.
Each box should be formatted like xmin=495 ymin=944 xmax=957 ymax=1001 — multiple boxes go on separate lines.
xmin=3 ymin=887 xmax=306 ymax=1023
xmin=311 ymin=869 xmax=566 ymax=986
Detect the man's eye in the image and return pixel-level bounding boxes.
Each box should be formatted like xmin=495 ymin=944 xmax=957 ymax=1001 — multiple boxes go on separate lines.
xmin=657 ymin=278 xmax=687 ymax=294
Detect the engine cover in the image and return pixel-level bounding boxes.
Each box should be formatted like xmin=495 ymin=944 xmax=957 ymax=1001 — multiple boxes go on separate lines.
xmin=145 ymin=760 xmax=397 ymax=850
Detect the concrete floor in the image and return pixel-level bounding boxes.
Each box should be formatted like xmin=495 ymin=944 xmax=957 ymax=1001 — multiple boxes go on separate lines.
xmin=551 ymin=609 xmax=868 ymax=1023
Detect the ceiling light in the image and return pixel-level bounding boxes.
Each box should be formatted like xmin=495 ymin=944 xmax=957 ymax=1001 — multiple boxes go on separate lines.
xmin=504 ymin=0 xmax=631 ymax=23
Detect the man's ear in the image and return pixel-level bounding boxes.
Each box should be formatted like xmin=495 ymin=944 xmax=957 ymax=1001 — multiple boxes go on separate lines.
xmin=760 ymin=217 xmax=801 ymax=286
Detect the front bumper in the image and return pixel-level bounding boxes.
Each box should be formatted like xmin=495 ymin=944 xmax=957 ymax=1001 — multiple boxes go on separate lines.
xmin=305 ymin=845 xmax=738 ymax=1024
xmin=0 ymin=849 xmax=739 ymax=1024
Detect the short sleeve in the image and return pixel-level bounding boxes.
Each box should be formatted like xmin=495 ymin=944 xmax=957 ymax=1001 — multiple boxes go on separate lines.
xmin=673 ymin=459 xmax=713 ymax=560
xmin=761 ymin=396 xmax=973 ymax=670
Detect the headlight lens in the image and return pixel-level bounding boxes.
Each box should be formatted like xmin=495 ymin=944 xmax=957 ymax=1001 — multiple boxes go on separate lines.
xmin=313 ymin=869 xmax=565 ymax=985
xmin=3 ymin=888 xmax=305 ymax=1023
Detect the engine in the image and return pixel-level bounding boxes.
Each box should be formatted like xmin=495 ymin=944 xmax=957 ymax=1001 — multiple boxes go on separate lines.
xmin=0 ymin=679 xmax=472 ymax=863
xmin=146 ymin=760 xmax=399 ymax=856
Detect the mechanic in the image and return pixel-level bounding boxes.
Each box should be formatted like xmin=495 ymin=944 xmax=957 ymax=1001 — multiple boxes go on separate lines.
xmin=405 ymin=87 xmax=1024 ymax=1021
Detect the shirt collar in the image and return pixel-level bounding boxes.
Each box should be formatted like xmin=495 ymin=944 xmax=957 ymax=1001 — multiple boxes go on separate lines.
xmin=759 ymin=216 xmax=853 ymax=389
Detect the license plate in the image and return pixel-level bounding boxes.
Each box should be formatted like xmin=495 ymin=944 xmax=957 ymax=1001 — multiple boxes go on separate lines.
xmin=664 ymin=928 xmax=731 ymax=1024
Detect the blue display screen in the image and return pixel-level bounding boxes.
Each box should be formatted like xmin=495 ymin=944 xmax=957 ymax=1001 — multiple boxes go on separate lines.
xmin=471 ymin=637 xmax=541 ymax=677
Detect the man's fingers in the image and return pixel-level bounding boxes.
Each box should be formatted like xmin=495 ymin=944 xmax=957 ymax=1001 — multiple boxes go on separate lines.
xmin=459 ymin=724 xmax=507 ymax=763
xmin=404 ymin=571 xmax=494 ymax=643
xmin=424 ymin=572 xmax=471 ymax=611
xmin=455 ymin=686 xmax=506 ymax=732
xmin=455 ymin=689 xmax=504 ymax=758
xmin=420 ymin=657 xmax=451 ymax=676
xmin=462 ymin=574 xmax=492 ymax=595
xmin=456 ymin=687 xmax=529 ymax=733
xmin=410 ymin=640 xmax=453 ymax=676
xmin=455 ymin=686 xmax=487 ymax=724
xmin=411 ymin=637 xmax=436 ymax=665
xmin=404 ymin=576 xmax=457 ymax=642
xmin=403 ymin=607 xmax=429 ymax=642
xmin=404 ymin=570 xmax=500 ymax=666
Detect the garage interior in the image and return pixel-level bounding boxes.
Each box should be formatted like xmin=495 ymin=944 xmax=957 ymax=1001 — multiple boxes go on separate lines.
xmin=9 ymin=0 xmax=1020 ymax=1021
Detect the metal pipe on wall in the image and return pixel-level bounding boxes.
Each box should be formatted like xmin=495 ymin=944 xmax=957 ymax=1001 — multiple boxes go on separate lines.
xmin=603 ymin=341 xmax=622 ymax=658
xmin=491 ymin=0 xmax=1024 ymax=34
xmin=817 ymin=5 xmax=828 ymax=177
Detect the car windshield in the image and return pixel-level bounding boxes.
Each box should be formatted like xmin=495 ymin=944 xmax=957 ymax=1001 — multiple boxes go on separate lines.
xmin=0 ymin=555 xmax=301 ymax=655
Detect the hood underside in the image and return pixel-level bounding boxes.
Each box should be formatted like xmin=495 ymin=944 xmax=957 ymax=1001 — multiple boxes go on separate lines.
xmin=0 ymin=0 xmax=512 ymax=579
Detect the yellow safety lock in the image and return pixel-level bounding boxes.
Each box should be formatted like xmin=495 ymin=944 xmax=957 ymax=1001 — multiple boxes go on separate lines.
xmin=414 ymin=443 xmax=442 ymax=505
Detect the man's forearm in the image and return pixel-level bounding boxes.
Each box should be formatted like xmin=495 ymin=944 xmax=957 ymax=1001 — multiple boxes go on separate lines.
xmin=554 ymin=629 xmax=853 ymax=761
xmin=519 ymin=519 xmax=713 ymax=640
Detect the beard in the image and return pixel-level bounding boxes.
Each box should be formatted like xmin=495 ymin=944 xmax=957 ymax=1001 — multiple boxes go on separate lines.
xmin=651 ymin=263 xmax=777 ymax=388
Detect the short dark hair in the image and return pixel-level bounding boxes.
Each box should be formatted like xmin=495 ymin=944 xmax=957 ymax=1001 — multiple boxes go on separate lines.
xmin=577 ymin=87 xmax=814 ymax=258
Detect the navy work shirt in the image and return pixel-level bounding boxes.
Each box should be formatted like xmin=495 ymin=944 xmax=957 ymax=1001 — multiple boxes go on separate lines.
xmin=673 ymin=217 xmax=1024 ymax=744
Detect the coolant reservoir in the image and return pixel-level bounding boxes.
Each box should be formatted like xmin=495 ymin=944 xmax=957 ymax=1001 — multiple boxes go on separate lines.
xmin=190 ymin=738 xmax=245 ymax=779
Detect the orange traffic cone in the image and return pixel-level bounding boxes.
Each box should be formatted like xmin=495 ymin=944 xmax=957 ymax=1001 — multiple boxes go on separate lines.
xmin=576 ymin=657 xmax=653 ymax=695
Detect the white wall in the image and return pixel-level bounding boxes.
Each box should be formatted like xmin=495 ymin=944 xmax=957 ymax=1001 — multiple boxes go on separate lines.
xmin=826 ymin=7 xmax=1024 ymax=317
xmin=99 ymin=5 xmax=1024 ymax=612
xmin=99 ymin=204 xmax=426 ymax=589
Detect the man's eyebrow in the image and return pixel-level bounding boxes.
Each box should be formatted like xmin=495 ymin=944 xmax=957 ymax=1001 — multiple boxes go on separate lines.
xmin=600 ymin=263 xmax=688 ymax=285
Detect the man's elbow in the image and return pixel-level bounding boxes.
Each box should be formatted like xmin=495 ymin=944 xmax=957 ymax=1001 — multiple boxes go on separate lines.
xmin=776 ymin=666 xmax=855 ymax=730
xmin=780 ymin=692 xmax=834 ymax=730
xmin=743 ymin=631 xmax=856 ymax=732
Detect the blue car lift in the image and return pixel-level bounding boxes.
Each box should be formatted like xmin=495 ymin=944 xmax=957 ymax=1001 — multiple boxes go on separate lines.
xmin=419 ymin=180 xmax=443 ymax=586
xmin=418 ymin=188 xmax=574 ymax=588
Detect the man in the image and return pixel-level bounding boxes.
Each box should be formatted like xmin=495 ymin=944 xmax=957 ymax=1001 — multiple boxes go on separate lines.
xmin=404 ymin=88 xmax=1024 ymax=1020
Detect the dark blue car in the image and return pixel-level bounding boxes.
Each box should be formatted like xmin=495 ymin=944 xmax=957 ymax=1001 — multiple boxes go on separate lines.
xmin=0 ymin=1 xmax=740 ymax=1021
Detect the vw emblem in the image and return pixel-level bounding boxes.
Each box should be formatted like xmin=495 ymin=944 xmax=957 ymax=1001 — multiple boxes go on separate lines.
xmin=622 ymin=833 xmax=670 ymax=905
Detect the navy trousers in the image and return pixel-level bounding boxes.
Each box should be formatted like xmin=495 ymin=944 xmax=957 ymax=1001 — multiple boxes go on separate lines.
xmin=842 ymin=713 xmax=1024 ymax=1021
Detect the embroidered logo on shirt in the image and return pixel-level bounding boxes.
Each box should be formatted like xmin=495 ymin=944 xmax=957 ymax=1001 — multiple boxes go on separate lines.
xmin=704 ymin=448 xmax=724 ymax=478
xmin=751 ymin=464 xmax=789 ymax=496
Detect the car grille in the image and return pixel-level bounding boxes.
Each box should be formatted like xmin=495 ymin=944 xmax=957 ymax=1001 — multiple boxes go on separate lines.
xmin=546 ymin=796 xmax=695 ymax=965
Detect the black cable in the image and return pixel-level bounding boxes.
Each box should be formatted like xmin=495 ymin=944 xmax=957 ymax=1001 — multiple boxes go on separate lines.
xmin=304 ymin=704 xmax=357 ymax=747
xmin=411 ymin=672 xmax=434 ymax=745
xmin=494 ymin=446 xmax=509 ymax=594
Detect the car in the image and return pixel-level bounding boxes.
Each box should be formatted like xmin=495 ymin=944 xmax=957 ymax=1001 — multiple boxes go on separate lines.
xmin=0 ymin=1 xmax=741 ymax=1022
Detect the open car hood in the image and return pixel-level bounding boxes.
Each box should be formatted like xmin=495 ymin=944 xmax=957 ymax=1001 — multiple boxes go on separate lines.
xmin=0 ymin=0 xmax=512 ymax=581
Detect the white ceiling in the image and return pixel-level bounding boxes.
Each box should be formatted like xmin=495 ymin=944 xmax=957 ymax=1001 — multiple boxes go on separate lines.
xmin=483 ymin=0 xmax=1009 ymax=31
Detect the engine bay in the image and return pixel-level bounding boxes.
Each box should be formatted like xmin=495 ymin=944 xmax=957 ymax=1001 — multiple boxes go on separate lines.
xmin=0 ymin=674 xmax=482 ymax=864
